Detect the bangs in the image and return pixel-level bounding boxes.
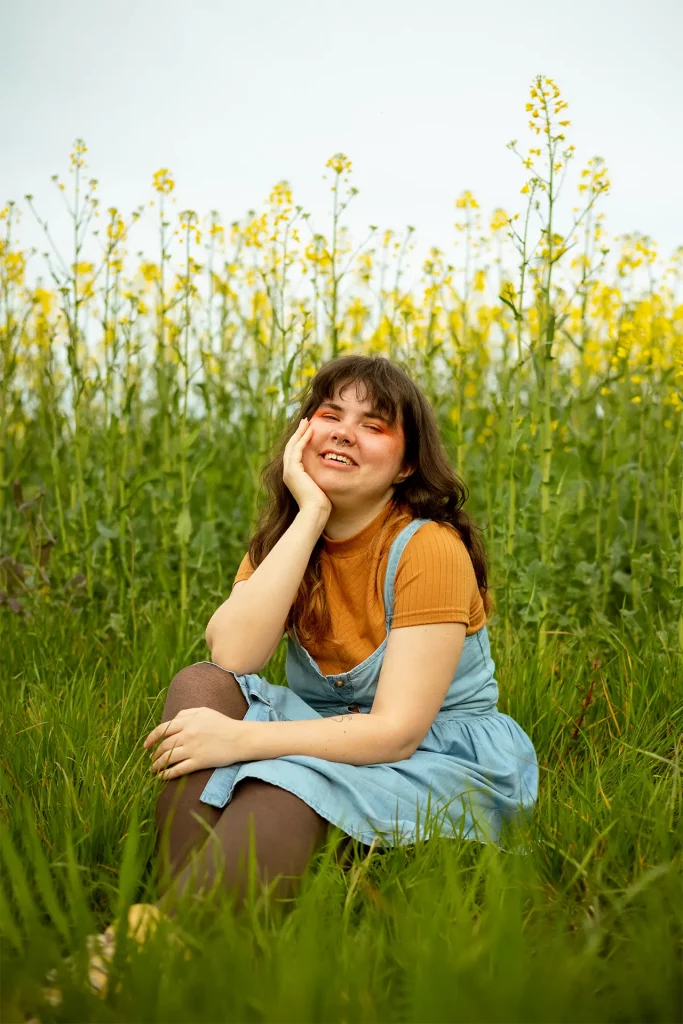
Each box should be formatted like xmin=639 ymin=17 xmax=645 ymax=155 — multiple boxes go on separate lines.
xmin=309 ymin=359 xmax=403 ymax=427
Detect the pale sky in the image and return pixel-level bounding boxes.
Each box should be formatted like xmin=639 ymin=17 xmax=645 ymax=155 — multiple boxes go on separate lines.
xmin=4 ymin=0 xmax=683 ymax=284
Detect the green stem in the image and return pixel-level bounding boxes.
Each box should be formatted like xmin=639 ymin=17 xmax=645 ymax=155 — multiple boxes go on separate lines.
xmin=629 ymin=404 xmax=646 ymax=612
xmin=678 ymin=440 xmax=683 ymax=654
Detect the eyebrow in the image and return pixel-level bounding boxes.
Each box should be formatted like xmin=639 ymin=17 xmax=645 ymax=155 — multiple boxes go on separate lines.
xmin=318 ymin=401 xmax=392 ymax=423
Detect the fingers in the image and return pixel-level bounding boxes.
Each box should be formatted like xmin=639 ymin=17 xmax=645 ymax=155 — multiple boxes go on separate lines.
xmin=144 ymin=707 xmax=198 ymax=749
xmin=144 ymin=718 xmax=181 ymax=749
xmin=151 ymin=734 xmax=183 ymax=761
xmin=294 ymin=421 xmax=314 ymax=459
xmin=285 ymin=418 xmax=305 ymax=446
xmin=151 ymin=742 xmax=186 ymax=773
xmin=286 ymin=418 xmax=313 ymax=454
xmin=158 ymin=760 xmax=193 ymax=782
xmin=283 ymin=420 xmax=313 ymax=489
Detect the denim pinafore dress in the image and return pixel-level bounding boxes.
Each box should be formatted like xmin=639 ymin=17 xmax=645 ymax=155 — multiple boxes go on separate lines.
xmin=200 ymin=518 xmax=538 ymax=847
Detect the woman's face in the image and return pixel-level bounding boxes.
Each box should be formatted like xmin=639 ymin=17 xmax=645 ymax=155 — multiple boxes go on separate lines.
xmin=302 ymin=383 xmax=412 ymax=507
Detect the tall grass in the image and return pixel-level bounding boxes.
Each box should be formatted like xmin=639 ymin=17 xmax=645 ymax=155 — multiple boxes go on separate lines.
xmin=1 ymin=74 xmax=681 ymax=1022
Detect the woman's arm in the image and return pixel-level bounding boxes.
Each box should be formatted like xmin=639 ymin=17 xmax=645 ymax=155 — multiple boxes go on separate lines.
xmin=206 ymin=418 xmax=331 ymax=675
xmin=237 ymin=621 xmax=467 ymax=764
xmin=206 ymin=506 xmax=328 ymax=674
xmin=147 ymin=621 xmax=468 ymax=778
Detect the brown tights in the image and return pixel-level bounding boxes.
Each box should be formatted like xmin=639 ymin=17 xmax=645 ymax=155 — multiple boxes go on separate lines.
xmin=153 ymin=663 xmax=342 ymax=913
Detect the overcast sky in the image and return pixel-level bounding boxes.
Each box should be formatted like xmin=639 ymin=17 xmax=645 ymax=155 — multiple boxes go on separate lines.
xmin=4 ymin=0 xmax=682 ymax=285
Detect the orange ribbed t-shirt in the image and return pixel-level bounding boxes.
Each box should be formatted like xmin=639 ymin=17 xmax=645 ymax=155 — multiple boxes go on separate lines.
xmin=233 ymin=499 xmax=487 ymax=677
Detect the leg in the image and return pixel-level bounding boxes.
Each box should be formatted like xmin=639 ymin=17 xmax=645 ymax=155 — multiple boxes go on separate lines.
xmin=154 ymin=663 xmax=363 ymax=911
xmin=154 ymin=663 xmax=248 ymax=879
xmin=158 ymin=777 xmax=330 ymax=913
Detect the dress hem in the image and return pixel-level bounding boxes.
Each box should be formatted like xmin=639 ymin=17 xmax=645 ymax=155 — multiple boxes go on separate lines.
xmin=200 ymin=763 xmax=499 ymax=849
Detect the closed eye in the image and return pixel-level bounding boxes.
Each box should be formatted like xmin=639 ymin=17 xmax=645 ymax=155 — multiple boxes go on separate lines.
xmin=322 ymin=414 xmax=381 ymax=432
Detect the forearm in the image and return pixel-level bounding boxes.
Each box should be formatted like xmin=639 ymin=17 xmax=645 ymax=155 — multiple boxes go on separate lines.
xmin=239 ymin=714 xmax=413 ymax=766
xmin=206 ymin=507 xmax=328 ymax=672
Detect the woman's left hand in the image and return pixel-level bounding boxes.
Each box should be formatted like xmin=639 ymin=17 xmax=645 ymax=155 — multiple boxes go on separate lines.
xmin=144 ymin=707 xmax=248 ymax=780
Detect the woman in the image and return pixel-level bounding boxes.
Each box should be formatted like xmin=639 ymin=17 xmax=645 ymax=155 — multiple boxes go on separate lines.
xmin=144 ymin=354 xmax=538 ymax=910
xmin=47 ymin=355 xmax=538 ymax=1000
xmin=59 ymin=354 xmax=538 ymax=998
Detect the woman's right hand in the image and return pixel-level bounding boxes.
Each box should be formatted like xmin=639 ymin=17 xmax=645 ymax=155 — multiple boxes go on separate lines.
xmin=283 ymin=418 xmax=332 ymax=519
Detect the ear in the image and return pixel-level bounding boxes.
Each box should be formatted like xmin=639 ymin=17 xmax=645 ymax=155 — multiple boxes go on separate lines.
xmin=394 ymin=464 xmax=415 ymax=485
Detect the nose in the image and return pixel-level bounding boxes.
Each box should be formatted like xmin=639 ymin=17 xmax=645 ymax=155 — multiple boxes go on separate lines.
xmin=331 ymin=423 xmax=355 ymax=447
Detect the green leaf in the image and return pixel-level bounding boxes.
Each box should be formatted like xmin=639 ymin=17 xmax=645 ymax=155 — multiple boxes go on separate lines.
xmin=96 ymin=520 xmax=118 ymax=540
xmin=190 ymin=520 xmax=218 ymax=559
xmin=0 ymin=881 xmax=23 ymax=954
xmin=175 ymin=507 xmax=192 ymax=545
xmin=281 ymin=347 xmax=300 ymax=395
xmin=0 ymin=823 xmax=39 ymax=936
xmin=20 ymin=796 xmax=71 ymax=944
xmin=527 ymin=558 xmax=552 ymax=589
xmin=612 ymin=570 xmax=633 ymax=595
xmin=116 ymin=799 xmax=141 ymax=921
xmin=499 ymin=293 xmax=520 ymax=320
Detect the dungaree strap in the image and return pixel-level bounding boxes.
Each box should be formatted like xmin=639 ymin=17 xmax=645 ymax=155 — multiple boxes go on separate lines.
xmin=382 ymin=519 xmax=431 ymax=631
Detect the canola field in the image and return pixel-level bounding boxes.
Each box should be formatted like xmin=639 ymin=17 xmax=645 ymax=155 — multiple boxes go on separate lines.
xmin=1 ymin=76 xmax=681 ymax=1023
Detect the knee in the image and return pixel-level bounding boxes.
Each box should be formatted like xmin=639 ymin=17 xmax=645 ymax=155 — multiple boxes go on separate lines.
xmin=162 ymin=663 xmax=246 ymax=720
xmin=165 ymin=663 xmax=233 ymax=707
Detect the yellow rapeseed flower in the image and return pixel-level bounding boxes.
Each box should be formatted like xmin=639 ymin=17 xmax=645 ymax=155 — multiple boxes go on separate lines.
xmin=490 ymin=209 xmax=508 ymax=233
xmin=34 ymin=288 xmax=52 ymax=316
xmin=455 ymin=191 xmax=480 ymax=210
xmin=4 ymin=251 xmax=25 ymax=285
xmin=326 ymin=153 xmax=352 ymax=176
xmin=69 ymin=139 xmax=88 ymax=170
xmin=140 ymin=262 xmax=161 ymax=284
xmin=152 ymin=169 xmax=175 ymax=194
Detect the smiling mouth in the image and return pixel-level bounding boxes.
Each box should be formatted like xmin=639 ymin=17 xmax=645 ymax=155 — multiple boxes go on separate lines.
xmin=319 ymin=453 xmax=357 ymax=468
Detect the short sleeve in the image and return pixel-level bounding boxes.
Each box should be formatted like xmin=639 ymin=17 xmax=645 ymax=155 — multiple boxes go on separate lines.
xmin=233 ymin=552 xmax=255 ymax=585
xmin=391 ymin=522 xmax=478 ymax=629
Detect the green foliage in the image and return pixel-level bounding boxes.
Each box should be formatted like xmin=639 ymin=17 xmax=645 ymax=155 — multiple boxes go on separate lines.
xmin=1 ymin=604 xmax=681 ymax=1021
xmin=1 ymin=89 xmax=681 ymax=1018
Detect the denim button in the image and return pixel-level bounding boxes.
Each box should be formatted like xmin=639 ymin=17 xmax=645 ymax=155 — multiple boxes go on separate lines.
xmin=334 ymin=678 xmax=344 ymax=688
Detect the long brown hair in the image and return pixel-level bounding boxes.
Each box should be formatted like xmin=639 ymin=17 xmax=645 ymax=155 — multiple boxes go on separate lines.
xmin=245 ymin=355 xmax=492 ymax=645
